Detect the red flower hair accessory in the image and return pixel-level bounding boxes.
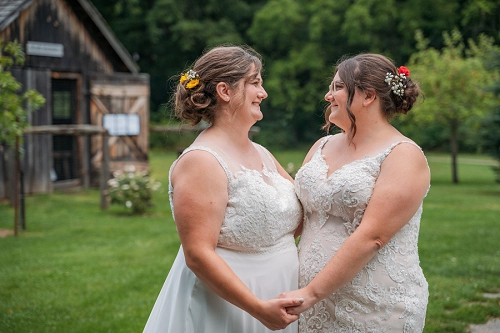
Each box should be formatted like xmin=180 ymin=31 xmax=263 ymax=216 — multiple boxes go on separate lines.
xmin=398 ymin=66 xmax=410 ymax=77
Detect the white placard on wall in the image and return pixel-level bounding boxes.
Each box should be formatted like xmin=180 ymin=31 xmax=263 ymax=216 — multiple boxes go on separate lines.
xmin=26 ymin=41 xmax=64 ymax=58
xmin=103 ymin=114 xmax=140 ymax=136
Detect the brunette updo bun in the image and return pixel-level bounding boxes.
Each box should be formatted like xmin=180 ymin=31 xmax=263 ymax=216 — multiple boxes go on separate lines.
xmin=174 ymin=46 xmax=263 ymax=125
xmin=396 ymin=77 xmax=420 ymax=115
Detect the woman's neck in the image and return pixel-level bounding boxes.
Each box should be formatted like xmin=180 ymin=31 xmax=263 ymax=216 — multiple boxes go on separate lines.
xmin=347 ymin=117 xmax=397 ymax=148
xmin=198 ymin=117 xmax=255 ymax=151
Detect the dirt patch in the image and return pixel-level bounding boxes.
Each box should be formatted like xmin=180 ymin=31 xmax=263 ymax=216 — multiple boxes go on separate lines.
xmin=0 ymin=229 xmax=14 ymax=238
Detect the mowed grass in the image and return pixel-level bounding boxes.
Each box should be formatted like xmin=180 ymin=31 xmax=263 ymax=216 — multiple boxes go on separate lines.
xmin=0 ymin=151 xmax=180 ymax=333
xmin=0 ymin=149 xmax=499 ymax=333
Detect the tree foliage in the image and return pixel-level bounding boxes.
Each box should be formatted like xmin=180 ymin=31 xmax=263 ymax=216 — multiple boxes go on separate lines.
xmin=406 ymin=30 xmax=499 ymax=183
xmin=479 ymin=49 xmax=500 ymax=182
xmin=0 ymin=40 xmax=45 ymax=147
xmin=89 ymin=0 xmax=500 ymax=150
xmin=246 ymin=0 xmax=500 ymax=147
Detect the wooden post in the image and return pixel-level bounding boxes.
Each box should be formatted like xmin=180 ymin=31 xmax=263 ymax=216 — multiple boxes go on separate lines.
xmin=14 ymin=136 xmax=20 ymax=237
xmin=20 ymin=167 xmax=26 ymax=230
xmin=100 ymin=131 xmax=110 ymax=209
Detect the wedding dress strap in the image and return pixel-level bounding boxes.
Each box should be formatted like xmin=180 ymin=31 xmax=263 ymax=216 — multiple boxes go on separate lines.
xmin=253 ymin=143 xmax=278 ymax=172
xmin=315 ymin=135 xmax=333 ymax=155
xmin=378 ymin=140 xmax=427 ymax=163
xmin=168 ymin=146 xmax=232 ymax=193
xmin=319 ymin=135 xmax=333 ymax=149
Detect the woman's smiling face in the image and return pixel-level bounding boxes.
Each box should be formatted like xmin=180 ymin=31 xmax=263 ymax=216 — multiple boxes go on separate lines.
xmin=325 ymin=72 xmax=349 ymax=128
xmin=232 ymin=68 xmax=267 ymax=123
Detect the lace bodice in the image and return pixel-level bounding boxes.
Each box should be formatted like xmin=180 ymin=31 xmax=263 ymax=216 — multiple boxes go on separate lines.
xmin=295 ymin=136 xmax=429 ymax=332
xmin=169 ymin=145 xmax=302 ymax=254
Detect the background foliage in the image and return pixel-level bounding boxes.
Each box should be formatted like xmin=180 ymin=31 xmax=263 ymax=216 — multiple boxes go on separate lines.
xmin=0 ymin=40 xmax=45 ymax=147
xmin=92 ymin=0 xmax=499 ymax=167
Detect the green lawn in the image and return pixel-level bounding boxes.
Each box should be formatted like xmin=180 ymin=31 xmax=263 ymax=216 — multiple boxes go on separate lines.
xmin=0 ymin=150 xmax=499 ymax=333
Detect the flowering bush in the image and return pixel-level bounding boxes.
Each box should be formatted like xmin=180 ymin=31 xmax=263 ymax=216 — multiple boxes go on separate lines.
xmin=108 ymin=165 xmax=161 ymax=214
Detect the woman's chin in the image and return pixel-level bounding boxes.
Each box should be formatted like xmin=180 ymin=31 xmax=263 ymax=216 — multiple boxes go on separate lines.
xmin=253 ymin=111 xmax=264 ymax=122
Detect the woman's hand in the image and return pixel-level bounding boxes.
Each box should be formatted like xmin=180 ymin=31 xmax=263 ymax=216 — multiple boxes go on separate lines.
xmin=254 ymin=298 xmax=303 ymax=330
xmin=275 ymin=289 xmax=315 ymax=315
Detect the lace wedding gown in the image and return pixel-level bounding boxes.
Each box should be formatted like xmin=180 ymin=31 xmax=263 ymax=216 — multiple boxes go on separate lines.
xmin=295 ymin=136 xmax=429 ymax=333
xmin=143 ymin=144 xmax=302 ymax=333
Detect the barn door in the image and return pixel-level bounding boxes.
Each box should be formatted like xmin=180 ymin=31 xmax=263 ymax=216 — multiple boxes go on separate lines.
xmin=89 ymin=73 xmax=149 ymax=178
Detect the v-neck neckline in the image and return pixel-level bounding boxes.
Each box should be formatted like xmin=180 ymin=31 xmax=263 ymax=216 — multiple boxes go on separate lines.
xmin=316 ymin=138 xmax=400 ymax=179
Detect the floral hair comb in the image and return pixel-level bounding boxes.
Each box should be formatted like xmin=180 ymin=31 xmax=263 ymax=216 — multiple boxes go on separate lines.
xmin=385 ymin=66 xmax=410 ymax=97
xmin=180 ymin=69 xmax=200 ymax=89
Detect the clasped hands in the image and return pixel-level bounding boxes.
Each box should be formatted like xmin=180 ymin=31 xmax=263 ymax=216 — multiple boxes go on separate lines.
xmin=275 ymin=288 xmax=313 ymax=316
xmin=257 ymin=289 xmax=312 ymax=331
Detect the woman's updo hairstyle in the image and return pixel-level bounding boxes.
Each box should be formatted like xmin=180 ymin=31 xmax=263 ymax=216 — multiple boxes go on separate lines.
xmin=324 ymin=53 xmax=421 ymax=136
xmin=174 ymin=45 xmax=263 ymax=125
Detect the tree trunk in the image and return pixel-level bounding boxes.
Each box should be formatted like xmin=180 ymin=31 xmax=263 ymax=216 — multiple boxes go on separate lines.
xmin=450 ymin=120 xmax=459 ymax=184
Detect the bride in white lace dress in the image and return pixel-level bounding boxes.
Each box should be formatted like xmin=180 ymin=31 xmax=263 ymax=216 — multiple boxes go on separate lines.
xmin=282 ymin=54 xmax=430 ymax=332
xmin=142 ymin=46 xmax=303 ymax=333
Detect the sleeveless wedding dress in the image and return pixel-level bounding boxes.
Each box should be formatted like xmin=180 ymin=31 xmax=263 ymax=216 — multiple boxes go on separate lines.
xmin=295 ymin=136 xmax=429 ymax=333
xmin=143 ymin=143 xmax=302 ymax=333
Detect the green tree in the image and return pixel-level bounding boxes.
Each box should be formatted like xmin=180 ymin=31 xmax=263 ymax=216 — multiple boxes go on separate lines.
xmin=479 ymin=49 xmax=500 ymax=182
xmin=89 ymin=0 xmax=500 ymax=149
xmin=248 ymin=0 xmax=484 ymax=148
xmin=0 ymin=39 xmax=45 ymax=147
xmin=407 ymin=30 xmax=499 ymax=183
xmin=460 ymin=0 xmax=500 ymax=42
xmin=144 ymin=0 xmax=267 ymax=113
xmin=1 ymin=39 xmax=45 ymax=235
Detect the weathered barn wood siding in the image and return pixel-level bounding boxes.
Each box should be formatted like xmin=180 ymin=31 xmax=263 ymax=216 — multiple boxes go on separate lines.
xmin=0 ymin=0 xmax=115 ymax=73
xmin=3 ymin=68 xmax=53 ymax=197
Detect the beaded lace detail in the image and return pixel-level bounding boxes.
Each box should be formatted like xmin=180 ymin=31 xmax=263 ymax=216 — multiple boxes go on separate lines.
xmin=169 ymin=145 xmax=302 ymax=255
xmin=295 ymin=136 xmax=429 ymax=333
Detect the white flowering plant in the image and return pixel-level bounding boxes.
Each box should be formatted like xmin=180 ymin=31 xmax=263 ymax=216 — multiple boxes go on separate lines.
xmin=108 ymin=165 xmax=161 ymax=214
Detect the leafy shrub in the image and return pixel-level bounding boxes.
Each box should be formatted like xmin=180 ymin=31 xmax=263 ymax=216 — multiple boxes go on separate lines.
xmin=108 ymin=165 xmax=161 ymax=214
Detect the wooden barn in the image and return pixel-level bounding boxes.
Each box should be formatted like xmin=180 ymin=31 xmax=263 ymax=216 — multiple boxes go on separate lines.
xmin=0 ymin=0 xmax=150 ymax=201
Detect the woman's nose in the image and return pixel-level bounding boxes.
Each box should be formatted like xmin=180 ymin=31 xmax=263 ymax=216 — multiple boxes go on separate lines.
xmin=325 ymin=91 xmax=333 ymax=102
xmin=259 ymin=88 xmax=268 ymax=99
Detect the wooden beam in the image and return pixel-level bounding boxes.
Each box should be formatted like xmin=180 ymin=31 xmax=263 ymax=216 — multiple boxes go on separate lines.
xmin=23 ymin=125 xmax=110 ymax=210
xmin=149 ymin=124 xmax=260 ymax=138
xmin=24 ymin=125 xmax=107 ymax=136
xmin=149 ymin=123 xmax=209 ymax=133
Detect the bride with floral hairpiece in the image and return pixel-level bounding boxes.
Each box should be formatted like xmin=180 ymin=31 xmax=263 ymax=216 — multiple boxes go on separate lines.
xmin=280 ymin=53 xmax=430 ymax=333
xmin=142 ymin=45 xmax=303 ymax=333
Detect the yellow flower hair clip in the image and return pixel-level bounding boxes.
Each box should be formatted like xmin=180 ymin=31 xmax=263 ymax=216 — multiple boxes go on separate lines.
xmin=180 ymin=69 xmax=200 ymax=89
